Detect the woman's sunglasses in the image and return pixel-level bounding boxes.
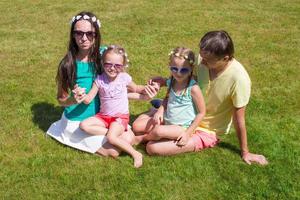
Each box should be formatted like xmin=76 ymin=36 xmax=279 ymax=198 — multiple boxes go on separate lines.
xmin=73 ymin=30 xmax=96 ymax=41
xmin=103 ymin=62 xmax=124 ymax=70
xmin=169 ymin=66 xmax=191 ymax=74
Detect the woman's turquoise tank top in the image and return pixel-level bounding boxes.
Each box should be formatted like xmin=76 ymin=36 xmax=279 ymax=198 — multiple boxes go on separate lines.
xmin=64 ymin=61 xmax=100 ymax=121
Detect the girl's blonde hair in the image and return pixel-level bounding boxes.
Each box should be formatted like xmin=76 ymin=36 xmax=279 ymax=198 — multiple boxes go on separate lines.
xmin=166 ymin=47 xmax=195 ymax=98
xmin=101 ymin=45 xmax=129 ymax=70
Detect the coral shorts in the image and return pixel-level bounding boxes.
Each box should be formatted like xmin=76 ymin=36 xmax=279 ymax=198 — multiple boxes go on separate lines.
xmin=191 ymin=130 xmax=219 ymax=151
xmin=95 ymin=113 xmax=129 ymax=131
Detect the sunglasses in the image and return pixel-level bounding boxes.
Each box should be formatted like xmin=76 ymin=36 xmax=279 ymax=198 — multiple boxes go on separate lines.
xmin=103 ymin=62 xmax=124 ymax=70
xmin=169 ymin=66 xmax=191 ymax=74
xmin=73 ymin=30 xmax=96 ymax=41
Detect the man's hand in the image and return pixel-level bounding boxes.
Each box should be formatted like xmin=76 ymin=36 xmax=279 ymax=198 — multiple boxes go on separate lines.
xmin=242 ymin=152 xmax=268 ymax=165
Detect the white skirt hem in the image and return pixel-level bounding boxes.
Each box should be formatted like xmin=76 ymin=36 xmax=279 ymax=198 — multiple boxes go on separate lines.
xmin=46 ymin=114 xmax=107 ymax=153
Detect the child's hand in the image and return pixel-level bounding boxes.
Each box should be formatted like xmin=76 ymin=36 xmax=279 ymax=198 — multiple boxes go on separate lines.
xmin=149 ymin=76 xmax=166 ymax=87
xmin=147 ymin=79 xmax=161 ymax=94
xmin=73 ymin=91 xmax=86 ymax=104
xmin=153 ymin=111 xmax=163 ymax=125
xmin=176 ymin=132 xmax=189 ymax=146
xmin=150 ymin=81 xmax=160 ymax=92
xmin=72 ymin=84 xmax=86 ymax=104
xmin=72 ymin=84 xmax=86 ymax=96
xmin=144 ymin=83 xmax=159 ymax=99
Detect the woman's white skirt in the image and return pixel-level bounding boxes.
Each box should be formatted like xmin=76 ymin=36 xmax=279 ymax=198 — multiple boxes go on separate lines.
xmin=46 ymin=114 xmax=107 ymax=153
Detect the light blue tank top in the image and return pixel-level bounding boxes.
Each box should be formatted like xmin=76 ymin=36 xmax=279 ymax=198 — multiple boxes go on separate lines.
xmin=64 ymin=61 xmax=100 ymax=121
xmin=164 ymin=79 xmax=197 ymax=128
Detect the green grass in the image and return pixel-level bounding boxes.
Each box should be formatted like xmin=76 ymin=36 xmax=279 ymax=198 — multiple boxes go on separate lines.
xmin=1 ymin=0 xmax=299 ymax=199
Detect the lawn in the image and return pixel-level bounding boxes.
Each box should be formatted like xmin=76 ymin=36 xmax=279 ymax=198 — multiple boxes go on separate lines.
xmin=0 ymin=0 xmax=299 ymax=199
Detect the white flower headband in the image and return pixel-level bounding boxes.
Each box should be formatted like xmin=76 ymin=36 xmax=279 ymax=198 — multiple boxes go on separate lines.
xmin=169 ymin=50 xmax=194 ymax=64
xmin=70 ymin=14 xmax=101 ymax=28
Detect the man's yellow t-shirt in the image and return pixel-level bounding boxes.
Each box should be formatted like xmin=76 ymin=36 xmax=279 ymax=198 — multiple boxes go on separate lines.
xmin=196 ymin=57 xmax=251 ymax=135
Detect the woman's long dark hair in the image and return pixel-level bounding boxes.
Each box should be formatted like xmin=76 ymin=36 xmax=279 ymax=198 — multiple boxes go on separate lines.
xmin=56 ymin=11 xmax=102 ymax=92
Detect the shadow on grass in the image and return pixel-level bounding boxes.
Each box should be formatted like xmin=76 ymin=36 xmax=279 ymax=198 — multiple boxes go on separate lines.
xmin=217 ymin=141 xmax=240 ymax=155
xmin=31 ymin=102 xmax=148 ymax=157
xmin=31 ymin=102 xmax=63 ymax=132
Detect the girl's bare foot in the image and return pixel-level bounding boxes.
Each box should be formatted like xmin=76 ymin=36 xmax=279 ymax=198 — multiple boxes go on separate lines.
xmin=132 ymin=135 xmax=146 ymax=145
xmin=133 ymin=152 xmax=143 ymax=168
xmin=96 ymin=146 xmax=120 ymax=158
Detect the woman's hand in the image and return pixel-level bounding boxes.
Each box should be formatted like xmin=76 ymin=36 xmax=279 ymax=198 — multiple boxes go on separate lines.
xmin=72 ymin=84 xmax=86 ymax=104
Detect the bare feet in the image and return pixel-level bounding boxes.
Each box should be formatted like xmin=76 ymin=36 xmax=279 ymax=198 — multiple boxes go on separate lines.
xmin=133 ymin=152 xmax=143 ymax=168
xmin=96 ymin=147 xmax=109 ymax=157
xmin=132 ymin=135 xmax=146 ymax=145
xmin=96 ymin=146 xmax=120 ymax=158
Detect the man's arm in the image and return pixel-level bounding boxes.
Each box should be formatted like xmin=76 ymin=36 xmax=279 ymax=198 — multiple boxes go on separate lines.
xmin=233 ymin=106 xmax=268 ymax=165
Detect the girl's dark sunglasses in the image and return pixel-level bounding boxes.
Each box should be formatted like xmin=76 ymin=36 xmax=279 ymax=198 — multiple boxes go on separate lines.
xmin=103 ymin=62 xmax=124 ymax=70
xmin=73 ymin=30 xmax=96 ymax=41
xmin=169 ymin=66 xmax=191 ymax=74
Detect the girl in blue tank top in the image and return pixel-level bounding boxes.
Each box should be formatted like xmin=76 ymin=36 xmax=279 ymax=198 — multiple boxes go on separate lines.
xmin=143 ymin=47 xmax=206 ymax=146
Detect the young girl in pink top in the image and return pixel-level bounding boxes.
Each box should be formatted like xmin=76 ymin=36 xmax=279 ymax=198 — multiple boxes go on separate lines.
xmin=79 ymin=45 xmax=155 ymax=168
